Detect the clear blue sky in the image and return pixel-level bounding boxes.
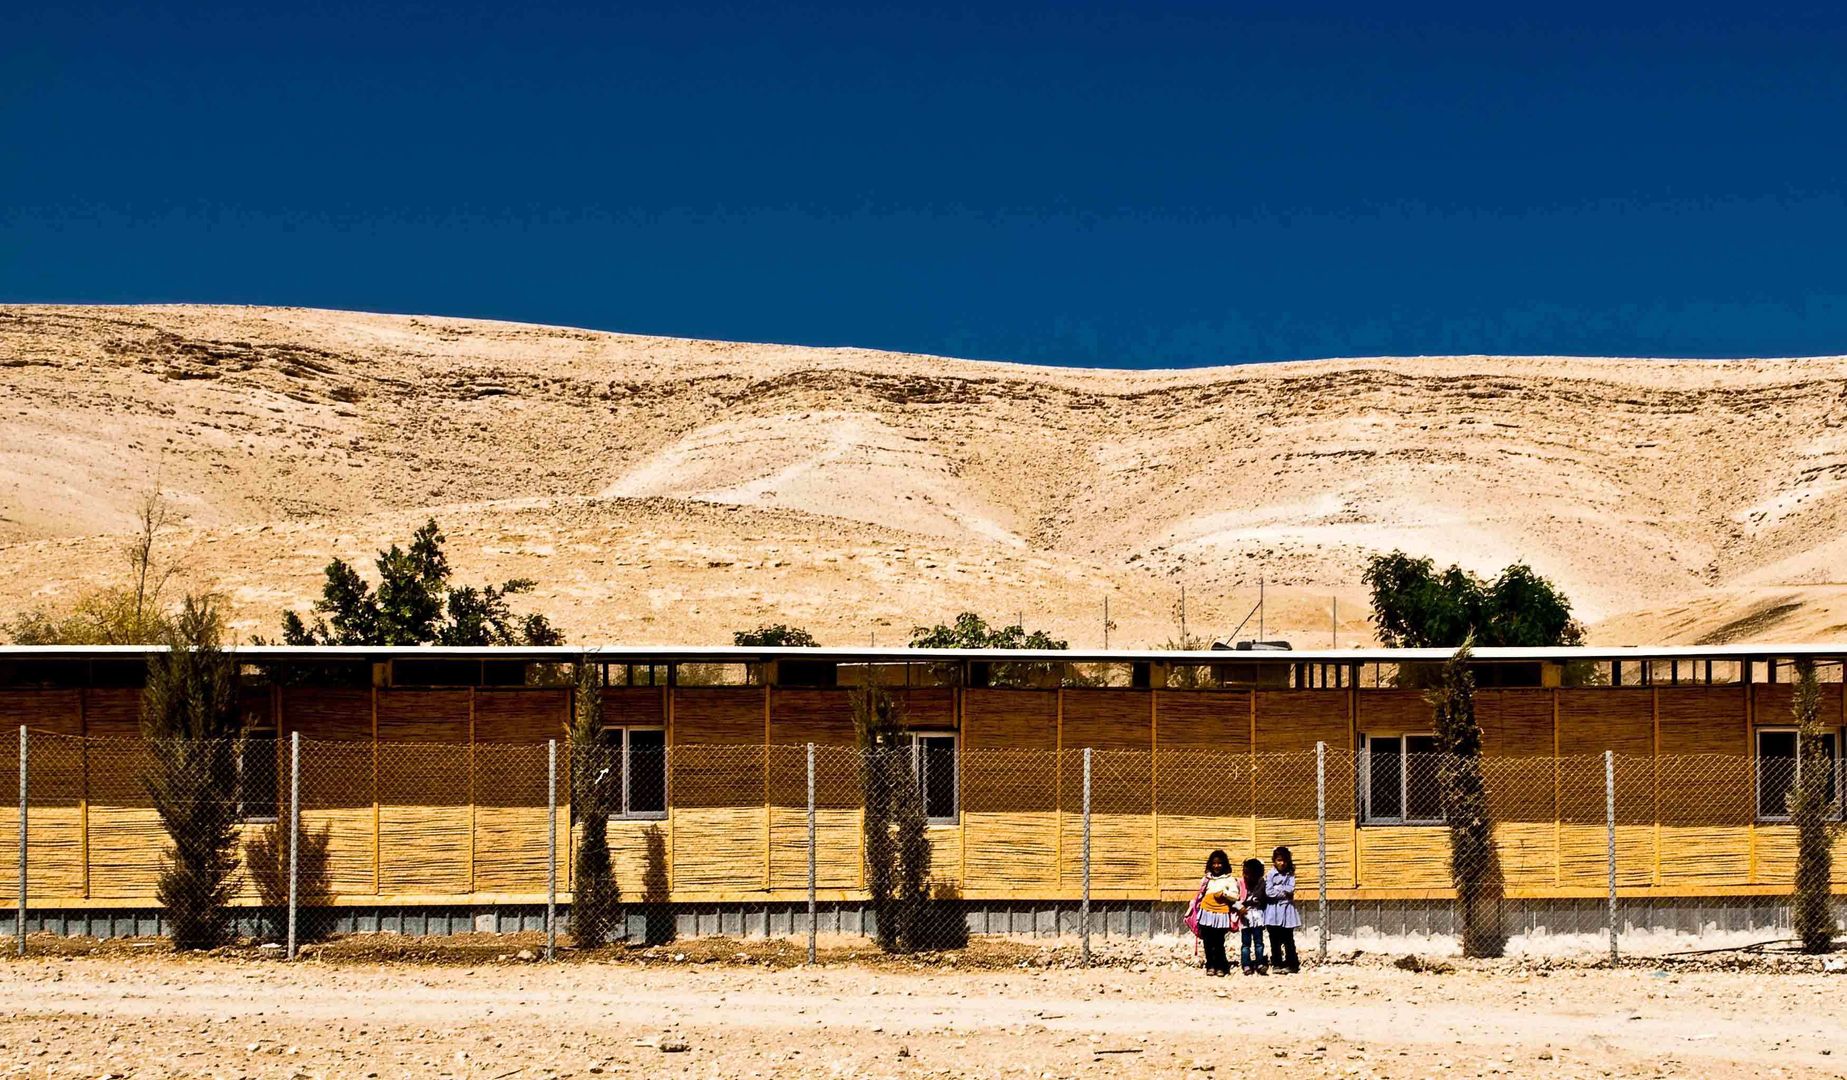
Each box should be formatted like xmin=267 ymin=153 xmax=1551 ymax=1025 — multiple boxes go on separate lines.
xmin=5 ymin=2 xmax=1846 ymax=367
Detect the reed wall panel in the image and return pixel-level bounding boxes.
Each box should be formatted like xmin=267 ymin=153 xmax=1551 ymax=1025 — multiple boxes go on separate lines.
xmin=83 ymin=691 xmax=156 ymax=899
xmin=282 ymin=688 xmax=373 ymax=741
xmin=1263 ymin=691 xmax=1352 ymax=752
xmin=1754 ymin=683 xmax=1843 ymax=728
xmin=376 ymin=691 xmax=470 ymax=895
xmin=1356 ymin=826 xmax=1451 ymax=889
xmin=1477 ymin=691 xmax=1554 ymax=757
xmin=963 ymin=692 xmax=1058 ymax=890
xmin=668 ymin=690 xmax=767 ymax=891
xmin=1657 ymin=688 xmax=1752 ymax=885
xmin=1155 ymin=693 xmax=1253 ymax=891
xmin=604 ymin=687 xmax=666 ymax=728
xmin=1556 ymin=692 xmax=1655 ymax=887
xmin=1257 ymin=692 xmax=1350 ymax=888
xmin=1059 ymin=694 xmax=1153 ymax=888
xmin=1352 ymin=691 xmax=1426 ymax=739
xmin=0 ymin=690 xmax=83 ymax=734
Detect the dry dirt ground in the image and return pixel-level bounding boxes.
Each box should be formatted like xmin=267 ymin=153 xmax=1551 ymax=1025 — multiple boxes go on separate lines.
xmin=4 ymin=940 xmax=1847 ymax=1079
xmin=8 ymin=303 xmax=1847 ymax=647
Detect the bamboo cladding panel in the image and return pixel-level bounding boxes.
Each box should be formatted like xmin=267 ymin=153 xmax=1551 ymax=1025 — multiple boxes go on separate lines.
xmin=1753 ymin=826 xmax=1847 ymax=885
xmin=594 ymin=817 xmax=671 ymax=900
xmin=473 ymin=741 xmax=552 ymax=892
xmin=1352 ymin=691 xmax=1427 ymax=740
xmin=964 ymin=692 xmax=1059 ymax=890
xmin=83 ymin=691 xmax=159 ymax=899
xmin=768 ymin=690 xmax=858 ymax=750
xmin=376 ymin=691 xmax=471 ymax=895
xmin=1258 ymin=749 xmax=1353 ymax=890
xmin=0 ymin=690 xmax=81 ymax=734
xmin=298 ymin=738 xmax=378 ymax=894
xmin=671 ymin=690 xmax=765 ymax=745
xmin=1357 ymin=826 xmax=1452 ymax=889
xmin=896 ymin=687 xmax=956 ymax=730
xmin=1261 ymin=691 xmax=1350 ymax=752
xmin=1476 ymin=691 xmax=1554 ymax=757
xmin=769 ymin=743 xmax=861 ymax=890
xmin=1658 ymin=689 xmax=1752 ymax=886
xmin=474 ymin=690 xmax=566 ymax=743
xmin=1480 ymin=757 xmax=1556 ymax=887
xmin=1155 ymin=694 xmax=1253 ymax=891
xmin=667 ymin=691 xmax=767 ymax=892
xmin=1557 ymin=691 xmax=1654 ymax=757
xmin=281 ymin=688 xmax=372 ymax=741
xmin=1755 ymin=682 xmax=1845 ymax=727
xmin=1062 ymin=691 xmax=1151 ymax=752
xmin=1059 ymin=693 xmax=1153 ymax=888
xmin=603 ymin=687 xmax=665 ymax=728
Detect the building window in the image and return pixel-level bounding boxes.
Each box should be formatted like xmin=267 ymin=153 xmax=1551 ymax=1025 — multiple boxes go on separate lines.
xmin=1756 ymin=728 xmax=1841 ymax=821
xmin=911 ymin=733 xmax=958 ymax=823
xmin=597 ymin=726 xmax=668 ymax=818
xmin=237 ymin=728 xmax=279 ymax=822
xmin=1360 ymin=734 xmax=1442 ymax=825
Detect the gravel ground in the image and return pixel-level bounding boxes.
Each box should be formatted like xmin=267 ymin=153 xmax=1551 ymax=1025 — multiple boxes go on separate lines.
xmin=4 ymin=935 xmax=1847 ymax=1079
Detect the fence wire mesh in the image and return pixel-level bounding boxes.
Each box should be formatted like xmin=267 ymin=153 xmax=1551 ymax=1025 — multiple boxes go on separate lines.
xmin=1 ymin=729 xmax=1834 ymax=963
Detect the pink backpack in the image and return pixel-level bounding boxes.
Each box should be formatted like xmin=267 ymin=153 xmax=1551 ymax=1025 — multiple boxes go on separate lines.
xmin=1183 ymin=875 xmax=1209 ymax=937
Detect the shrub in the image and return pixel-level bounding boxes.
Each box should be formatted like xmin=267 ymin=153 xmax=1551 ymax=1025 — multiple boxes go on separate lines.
xmin=141 ymin=595 xmax=243 ymax=949
xmin=1428 ymin=638 xmax=1506 ymax=958
xmin=567 ymin=659 xmax=621 ymax=948
xmin=1791 ymin=657 xmax=1835 ymax=954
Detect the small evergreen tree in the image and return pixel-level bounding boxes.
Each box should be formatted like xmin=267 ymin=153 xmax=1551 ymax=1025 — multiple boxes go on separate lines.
xmin=567 ymin=659 xmax=621 ymax=947
xmin=141 ymin=595 xmax=243 ymax=949
xmin=854 ymin=684 xmax=942 ymax=952
xmin=1790 ymin=657 xmax=1835 ymax=953
xmin=279 ymin=520 xmax=561 ymax=646
xmin=1428 ymin=638 xmax=1506 ymax=958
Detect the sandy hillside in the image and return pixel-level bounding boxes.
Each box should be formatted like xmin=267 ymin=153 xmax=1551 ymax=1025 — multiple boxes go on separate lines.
xmin=3 ymin=303 xmax=1846 ymax=647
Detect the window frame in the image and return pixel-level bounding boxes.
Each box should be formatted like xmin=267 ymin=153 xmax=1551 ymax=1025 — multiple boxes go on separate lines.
xmin=909 ymin=731 xmax=960 ymax=825
xmin=1359 ymin=732 xmax=1444 ymax=827
xmin=236 ymin=726 xmax=281 ymax=824
xmin=598 ymin=724 xmax=669 ymax=821
xmin=1754 ymin=726 xmax=1843 ymax=823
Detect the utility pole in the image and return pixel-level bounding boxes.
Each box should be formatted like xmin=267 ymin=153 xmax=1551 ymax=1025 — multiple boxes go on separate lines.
xmin=1102 ymin=596 xmax=1114 ymax=650
xmin=1258 ymin=575 xmax=1265 ymax=642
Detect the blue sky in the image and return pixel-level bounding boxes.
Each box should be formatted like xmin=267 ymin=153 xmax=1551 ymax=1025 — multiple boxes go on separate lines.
xmin=4 ymin=1 xmax=1846 ymax=367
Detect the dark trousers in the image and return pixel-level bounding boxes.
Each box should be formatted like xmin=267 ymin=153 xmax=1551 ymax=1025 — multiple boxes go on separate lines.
xmin=1240 ymin=926 xmax=1267 ymax=970
xmin=1200 ymin=926 xmax=1231 ymax=973
xmin=1267 ymin=925 xmax=1300 ymax=971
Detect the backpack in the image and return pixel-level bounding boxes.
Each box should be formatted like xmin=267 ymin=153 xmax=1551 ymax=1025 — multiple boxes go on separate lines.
xmin=1184 ymin=875 xmax=1209 ymax=937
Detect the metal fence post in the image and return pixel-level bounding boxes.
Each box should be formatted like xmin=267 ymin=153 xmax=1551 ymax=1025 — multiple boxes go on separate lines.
xmin=806 ymin=742 xmax=816 ymax=965
xmin=547 ymin=738 xmax=557 ymax=961
xmin=287 ymin=730 xmax=299 ymax=960
xmin=1316 ymin=740 xmax=1328 ymax=962
xmin=1081 ymin=747 xmax=1092 ymax=968
xmin=16 ymin=726 xmax=26 ymax=957
xmin=1605 ymin=749 xmax=1617 ymax=964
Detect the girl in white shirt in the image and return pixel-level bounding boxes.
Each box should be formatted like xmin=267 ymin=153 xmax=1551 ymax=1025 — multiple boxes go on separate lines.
xmin=1264 ymin=845 xmax=1302 ymax=974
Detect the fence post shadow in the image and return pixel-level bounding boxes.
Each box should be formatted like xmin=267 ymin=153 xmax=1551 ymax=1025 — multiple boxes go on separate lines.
xmin=640 ymin=823 xmax=674 ymax=945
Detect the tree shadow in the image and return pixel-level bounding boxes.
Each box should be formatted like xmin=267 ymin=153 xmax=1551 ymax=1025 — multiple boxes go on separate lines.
xmin=245 ymin=820 xmax=333 ymax=942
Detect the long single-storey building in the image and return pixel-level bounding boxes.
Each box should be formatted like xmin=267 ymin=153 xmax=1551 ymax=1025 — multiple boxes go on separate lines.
xmin=0 ymin=642 xmax=1840 ymax=940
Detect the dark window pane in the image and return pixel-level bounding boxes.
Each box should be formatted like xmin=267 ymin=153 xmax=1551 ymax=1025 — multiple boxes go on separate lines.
xmin=1367 ymin=737 xmax=1402 ymax=821
xmin=238 ymin=733 xmax=279 ymax=820
xmin=1404 ymin=735 xmax=1442 ymax=821
xmin=1825 ymin=733 xmax=1840 ymax=807
xmin=1759 ymin=730 xmax=1797 ymax=818
xmin=628 ymin=729 xmax=667 ymax=814
xmin=920 ymin=736 xmax=957 ymax=820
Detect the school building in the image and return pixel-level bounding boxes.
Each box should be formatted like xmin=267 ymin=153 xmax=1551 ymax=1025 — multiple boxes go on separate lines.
xmin=0 ymin=642 xmax=1839 ymax=940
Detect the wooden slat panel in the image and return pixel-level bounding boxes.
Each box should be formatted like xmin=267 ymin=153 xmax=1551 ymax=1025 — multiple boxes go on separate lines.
xmin=1658 ymin=688 xmax=1751 ymax=886
xmin=296 ymin=731 xmax=376 ymax=895
xmin=1357 ymin=826 xmax=1451 ymax=889
xmin=1060 ymin=693 xmax=1152 ymax=888
xmin=376 ymin=691 xmax=469 ymax=894
xmin=474 ymin=690 xmax=565 ymax=743
xmin=1155 ymin=692 xmax=1253 ymax=890
xmin=1259 ymin=691 xmax=1350 ymax=888
xmin=604 ymin=687 xmax=665 ymax=729
xmin=1754 ymin=683 xmax=1843 ymax=727
xmin=0 ymin=690 xmax=83 ymax=734
xmin=765 ymin=696 xmax=858 ymax=889
xmin=1265 ymin=691 xmax=1351 ymax=751
xmin=83 ymin=691 xmax=156 ymax=899
xmin=1557 ymin=691 xmax=1653 ymax=887
xmin=668 ymin=690 xmax=765 ymax=891
xmin=963 ymin=691 xmax=1057 ymax=890
xmin=1477 ymin=691 xmax=1554 ymax=757
xmin=1352 ymin=691 xmax=1427 ymax=739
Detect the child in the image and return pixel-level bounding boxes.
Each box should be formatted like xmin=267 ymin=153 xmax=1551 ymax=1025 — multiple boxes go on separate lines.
xmin=1264 ymin=846 xmax=1302 ymax=974
xmin=1193 ymin=849 xmax=1239 ymax=976
xmin=1238 ymin=857 xmax=1268 ymax=975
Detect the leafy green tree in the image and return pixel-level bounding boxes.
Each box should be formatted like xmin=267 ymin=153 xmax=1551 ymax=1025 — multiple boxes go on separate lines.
xmin=909 ymin=612 xmax=1067 ymax=650
xmin=141 ymin=595 xmax=243 ymax=949
xmin=567 ymin=658 xmax=621 ymax=947
xmin=279 ymin=520 xmax=562 ymax=645
xmin=1362 ymin=552 xmax=1584 ymax=648
xmin=733 ymin=624 xmax=818 ymax=647
xmin=1427 ymin=638 xmax=1506 ymax=958
xmin=1790 ymin=657 xmax=1834 ymax=953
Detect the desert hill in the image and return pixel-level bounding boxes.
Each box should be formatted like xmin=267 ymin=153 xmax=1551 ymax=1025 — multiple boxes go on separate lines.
xmin=4 ymin=303 xmax=1847 ymax=648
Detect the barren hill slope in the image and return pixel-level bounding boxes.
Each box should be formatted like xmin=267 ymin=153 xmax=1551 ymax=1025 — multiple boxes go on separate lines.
xmin=4 ymin=303 xmax=1846 ymax=647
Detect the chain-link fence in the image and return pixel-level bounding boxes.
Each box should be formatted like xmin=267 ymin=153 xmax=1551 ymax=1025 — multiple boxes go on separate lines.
xmin=1 ymin=729 xmax=1831 ymax=963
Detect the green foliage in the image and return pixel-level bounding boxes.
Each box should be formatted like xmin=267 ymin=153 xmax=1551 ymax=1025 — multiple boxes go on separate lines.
xmin=733 ymin=624 xmax=818 ymax=647
xmin=909 ymin=612 xmax=1067 ymax=650
xmin=7 ymin=487 xmax=179 ymax=645
xmin=567 ymin=659 xmax=621 ymax=948
xmin=1427 ymin=638 xmax=1506 ymax=958
xmin=141 ymin=595 xmax=243 ymax=950
xmin=1790 ymin=658 xmax=1835 ymax=954
xmin=279 ymin=520 xmax=562 ymax=646
xmin=1363 ymin=552 xmax=1584 ymax=649
xmin=853 ymin=686 xmax=962 ymax=952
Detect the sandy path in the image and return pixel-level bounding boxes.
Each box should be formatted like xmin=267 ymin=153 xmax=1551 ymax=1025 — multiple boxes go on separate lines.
xmin=3 ymin=957 xmax=1844 ymax=1078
